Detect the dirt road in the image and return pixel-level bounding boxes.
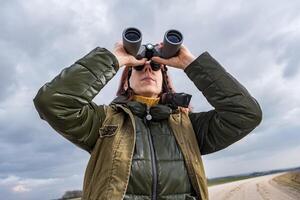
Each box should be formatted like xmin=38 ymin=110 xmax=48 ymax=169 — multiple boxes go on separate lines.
xmin=208 ymin=173 xmax=299 ymax=200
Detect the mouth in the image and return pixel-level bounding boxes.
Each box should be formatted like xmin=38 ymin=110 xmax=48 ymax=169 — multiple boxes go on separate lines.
xmin=141 ymin=77 xmax=155 ymax=82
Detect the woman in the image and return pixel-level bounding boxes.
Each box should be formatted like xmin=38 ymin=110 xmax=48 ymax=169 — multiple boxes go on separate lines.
xmin=33 ymin=42 xmax=262 ymax=200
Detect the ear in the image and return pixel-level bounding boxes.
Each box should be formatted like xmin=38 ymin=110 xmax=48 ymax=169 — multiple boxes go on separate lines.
xmin=123 ymin=80 xmax=128 ymax=91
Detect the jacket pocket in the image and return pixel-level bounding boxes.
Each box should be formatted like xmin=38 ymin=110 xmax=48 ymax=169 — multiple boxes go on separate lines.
xmin=99 ymin=125 xmax=118 ymax=138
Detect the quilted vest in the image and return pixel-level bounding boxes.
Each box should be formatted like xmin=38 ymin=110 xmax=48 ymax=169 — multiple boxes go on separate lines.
xmin=124 ymin=101 xmax=197 ymax=200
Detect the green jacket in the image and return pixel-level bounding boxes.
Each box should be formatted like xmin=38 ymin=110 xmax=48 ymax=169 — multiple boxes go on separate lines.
xmin=33 ymin=47 xmax=262 ymax=200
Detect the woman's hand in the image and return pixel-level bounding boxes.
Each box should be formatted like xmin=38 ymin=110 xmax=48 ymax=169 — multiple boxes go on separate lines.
xmin=113 ymin=41 xmax=147 ymax=68
xmin=151 ymin=44 xmax=196 ymax=70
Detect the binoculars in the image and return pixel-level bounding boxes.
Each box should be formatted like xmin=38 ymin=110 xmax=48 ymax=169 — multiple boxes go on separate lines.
xmin=122 ymin=27 xmax=183 ymax=60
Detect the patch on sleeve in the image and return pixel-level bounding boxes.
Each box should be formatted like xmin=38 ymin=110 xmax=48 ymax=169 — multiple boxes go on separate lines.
xmin=99 ymin=125 xmax=118 ymax=138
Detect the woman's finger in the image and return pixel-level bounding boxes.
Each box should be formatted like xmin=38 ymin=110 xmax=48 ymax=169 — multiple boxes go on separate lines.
xmin=151 ymin=56 xmax=168 ymax=65
xmin=130 ymin=58 xmax=147 ymax=67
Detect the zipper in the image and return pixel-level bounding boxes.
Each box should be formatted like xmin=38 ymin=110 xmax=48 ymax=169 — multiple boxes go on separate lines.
xmin=145 ymin=106 xmax=157 ymax=200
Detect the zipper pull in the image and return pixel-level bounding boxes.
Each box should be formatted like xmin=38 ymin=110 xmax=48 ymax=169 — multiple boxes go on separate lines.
xmin=145 ymin=106 xmax=152 ymax=121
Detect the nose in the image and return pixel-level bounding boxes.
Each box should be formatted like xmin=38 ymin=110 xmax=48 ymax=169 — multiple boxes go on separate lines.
xmin=143 ymin=61 xmax=152 ymax=73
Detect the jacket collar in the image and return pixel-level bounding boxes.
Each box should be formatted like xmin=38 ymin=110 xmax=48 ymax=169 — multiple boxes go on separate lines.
xmin=110 ymin=95 xmax=175 ymax=121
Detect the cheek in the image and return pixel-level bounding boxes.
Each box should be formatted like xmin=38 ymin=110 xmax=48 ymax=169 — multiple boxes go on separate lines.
xmin=129 ymin=78 xmax=135 ymax=89
xmin=129 ymin=73 xmax=139 ymax=90
xmin=157 ymin=73 xmax=163 ymax=88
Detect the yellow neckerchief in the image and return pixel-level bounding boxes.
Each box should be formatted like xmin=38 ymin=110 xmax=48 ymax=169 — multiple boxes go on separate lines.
xmin=132 ymin=95 xmax=160 ymax=107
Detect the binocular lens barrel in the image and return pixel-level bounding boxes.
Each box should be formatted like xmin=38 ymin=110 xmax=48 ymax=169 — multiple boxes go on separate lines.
xmin=124 ymin=28 xmax=141 ymax=42
xmin=122 ymin=27 xmax=183 ymax=59
xmin=122 ymin=27 xmax=142 ymax=56
xmin=165 ymin=30 xmax=183 ymax=44
xmin=161 ymin=29 xmax=183 ymax=58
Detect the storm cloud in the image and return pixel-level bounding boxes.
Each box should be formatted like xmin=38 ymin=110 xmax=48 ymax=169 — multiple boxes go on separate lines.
xmin=1 ymin=0 xmax=300 ymax=199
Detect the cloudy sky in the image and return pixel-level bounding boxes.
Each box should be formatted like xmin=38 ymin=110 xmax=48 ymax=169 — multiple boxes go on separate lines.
xmin=1 ymin=0 xmax=300 ymax=199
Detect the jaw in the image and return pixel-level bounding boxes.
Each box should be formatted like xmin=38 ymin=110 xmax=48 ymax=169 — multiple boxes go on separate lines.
xmin=133 ymin=85 xmax=160 ymax=98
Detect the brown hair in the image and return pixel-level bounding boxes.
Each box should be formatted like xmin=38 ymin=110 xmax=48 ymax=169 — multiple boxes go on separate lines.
xmin=116 ymin=65 xmax=175 ymax=100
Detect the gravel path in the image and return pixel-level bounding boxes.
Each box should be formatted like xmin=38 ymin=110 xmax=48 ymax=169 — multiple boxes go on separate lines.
xmin=208 ymin=173 xmax=298 ymax=200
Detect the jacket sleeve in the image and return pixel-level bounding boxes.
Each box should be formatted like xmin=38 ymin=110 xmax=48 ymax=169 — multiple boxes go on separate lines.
xmin=33 ymin=47 xmax=119 ymax=153
xmin=186 ymin=52 xmax=262 ymax=155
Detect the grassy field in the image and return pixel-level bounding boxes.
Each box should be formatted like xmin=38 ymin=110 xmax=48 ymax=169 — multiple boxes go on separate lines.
xmin=207 ymin=175 xmax=256 ymax=186
xmin=273 ymin=170 xmax=300 ymax=193
xmin=208 ymin=170 xmax=300 ymax=187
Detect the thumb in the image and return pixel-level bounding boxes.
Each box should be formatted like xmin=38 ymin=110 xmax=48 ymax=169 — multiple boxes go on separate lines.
xmin=151 ymin=56 xmax=168 ymax=65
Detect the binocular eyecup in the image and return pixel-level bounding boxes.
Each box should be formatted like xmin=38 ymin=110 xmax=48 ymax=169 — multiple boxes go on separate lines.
xmin=122 ymin=27 xmax=183 ymax=60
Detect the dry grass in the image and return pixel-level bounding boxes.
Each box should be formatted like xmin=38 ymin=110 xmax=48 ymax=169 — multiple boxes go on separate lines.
xmin=273 ymin=170 xmax=300 ymax=193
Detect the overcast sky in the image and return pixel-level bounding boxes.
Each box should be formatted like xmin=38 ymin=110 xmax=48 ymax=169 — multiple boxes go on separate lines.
xmin=1 ymin=0 xmax=300 ymax=199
